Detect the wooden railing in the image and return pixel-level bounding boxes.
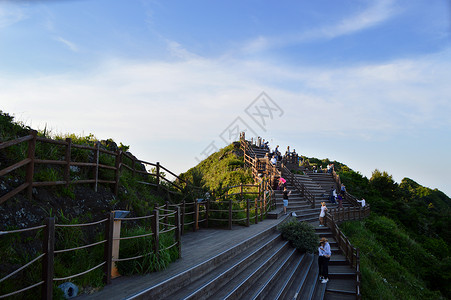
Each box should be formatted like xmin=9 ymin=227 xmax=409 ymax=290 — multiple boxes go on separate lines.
xmin=0 ymin=130 xmax=200 ymax=205
xmin=281 ymin=166 xmax=316 ymax=208
xmin=178 ymin=183 xmax=275 ymax=231
xmin=0 ymin=207 xmax=181 ymax=299
xmin=325 ymin=206 xmax=370 ymax=300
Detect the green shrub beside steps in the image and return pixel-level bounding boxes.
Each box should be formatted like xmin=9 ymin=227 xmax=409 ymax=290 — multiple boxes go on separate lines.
xmin=279 ymin=218 xmax=318 ymax=253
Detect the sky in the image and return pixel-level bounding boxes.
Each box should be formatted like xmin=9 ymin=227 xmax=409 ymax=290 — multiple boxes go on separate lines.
xmin=1 ymin=0 xmax=450 ymax=196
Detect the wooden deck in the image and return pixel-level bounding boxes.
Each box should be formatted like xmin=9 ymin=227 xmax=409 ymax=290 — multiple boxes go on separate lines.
xmin=76 ymin=217 xmax=287 ymax=299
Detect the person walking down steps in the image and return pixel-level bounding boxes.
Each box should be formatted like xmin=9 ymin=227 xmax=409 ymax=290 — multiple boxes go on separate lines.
xmin=282 ymin=187 xmax=291 ymax=215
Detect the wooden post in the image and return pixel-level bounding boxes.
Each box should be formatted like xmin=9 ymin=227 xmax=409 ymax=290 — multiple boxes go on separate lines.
xmin=156 ymin=162 xmax=160 ymax=190
xmin=42 ymin=217 xmax=55 ymax=300
xmin=93 ymin=142 xmax=100 ymax=192
xmin=246 ymin=199 xmax=250 ymax=227
xmin=175 ymin=206 xmax=181 ymax=257
xmin=345 ymin=238 xmax=350 ymax=262
xmin=240 ymin=184 xmax=243 ymax=201
xmin=260 ymin=199 xmax=263 ymax=221
xmin=104 ymin=212 xmax=114 ymax=284
xmin=111 ymin=212 xmax=123 ymax=279
xmin=254 ymin=198 xmax=258 ymax=224
xmin=194 ymin=200 xmax=199 ymax=232
xmin=165 ymin=201 xmax=169 ymax=230
xmin=26 ymin=130 xmax=37 ymax=200
xmin=228 ymin=200 xmax=232 ymax=230
xmin=181 ymin=199 xmax=186 ymax=235
xmin=205 ymin=198 xmax=210 ymax=228
xmin=151 ymin=209 xmax=159 ymax=259
xmin=114 ymin=151 xmax=122 ymax=196
xmin=64 ymin=138 xmax=71 ymax=187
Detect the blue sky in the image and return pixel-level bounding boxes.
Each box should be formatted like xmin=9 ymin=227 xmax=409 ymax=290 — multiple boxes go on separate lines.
xmin=1 ymin=0 xmax=450 ymax=196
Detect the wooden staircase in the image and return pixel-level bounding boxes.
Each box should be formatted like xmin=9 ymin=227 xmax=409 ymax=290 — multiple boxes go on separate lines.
xmin=125 ymin=219 xmax=336 ymax=300
xmin=124 ymin=135 xmax=361 ymax=300
xmin=125 ymin=177 xmax=359 ymax=299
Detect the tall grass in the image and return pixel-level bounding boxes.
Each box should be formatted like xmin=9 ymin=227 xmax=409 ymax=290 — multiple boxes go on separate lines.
xmin=340 ymin=216 xmax=445 ymax=299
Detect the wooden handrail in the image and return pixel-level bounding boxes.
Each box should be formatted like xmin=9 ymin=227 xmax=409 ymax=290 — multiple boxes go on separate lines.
xmin=281 ymin=166 xmax=315 ymax=208
xmin=325 ymin=205 xmax=370 ymax=300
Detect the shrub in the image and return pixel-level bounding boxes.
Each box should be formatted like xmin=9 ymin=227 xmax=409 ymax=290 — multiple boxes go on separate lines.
xmin=278 ymin=219 xmax=317 ymax=253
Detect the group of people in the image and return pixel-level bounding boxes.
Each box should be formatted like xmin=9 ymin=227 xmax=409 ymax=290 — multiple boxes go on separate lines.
xmin=318 ymin=202 xmax=331 ymax=283
xmin=327 ymin=183 xmax=346 ymax=208
xmin=255 ymin=136 xmax=269 ymax=150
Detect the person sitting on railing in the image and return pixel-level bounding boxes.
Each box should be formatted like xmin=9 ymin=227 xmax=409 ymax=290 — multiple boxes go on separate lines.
xmin=270 ymin=155 xmax=277 ymax=165
xmin=357 ymin=198 xmax=366 ymax=207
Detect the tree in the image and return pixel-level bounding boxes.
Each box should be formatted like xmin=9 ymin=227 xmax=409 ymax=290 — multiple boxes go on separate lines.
xmin=369 ymin=169 xmax=398 ymax=199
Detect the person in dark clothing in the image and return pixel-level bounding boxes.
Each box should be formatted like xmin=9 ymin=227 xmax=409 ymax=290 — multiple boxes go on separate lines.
xmin=282 ymin=187 xmax=291 ymax=215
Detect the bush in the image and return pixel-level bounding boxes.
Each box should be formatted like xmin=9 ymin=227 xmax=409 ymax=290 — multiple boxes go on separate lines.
xmin=278 ymin=218 xmax=318 ymax=253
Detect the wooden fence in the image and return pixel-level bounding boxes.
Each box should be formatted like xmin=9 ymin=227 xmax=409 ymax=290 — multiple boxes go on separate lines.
xmin=325 ymin=205 xmax=370 ymax=300
xmin=0 ymin=181 xmax=276 ymax=299
xmin=0 ymin=206 xmax=181 ymax=299
xmin=0 ymin=130 xmax=199 ymax=205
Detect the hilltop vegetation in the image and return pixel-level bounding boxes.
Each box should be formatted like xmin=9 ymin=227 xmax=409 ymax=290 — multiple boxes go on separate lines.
xmin=0 ymin=111 xmax=186 ymax=297
xmin=307 ymin=157 xmax=450 ymax=299
xmin=178 ymin=142 xmax=254 ymax=192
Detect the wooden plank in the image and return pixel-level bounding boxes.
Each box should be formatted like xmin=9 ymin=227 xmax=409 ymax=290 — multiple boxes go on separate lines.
xmin=33 ymin=181 xmax=67 ymax=187
xmin=36 ymin=136 xmax=67 ymax=146
xmin=72 ymin=179 xmax=96 ymax=184
xmin=0 ymin=183 xmax=29 ymax=205
xmin=0 ymin=158 xmax=31 ymax=176
xmin=71 ymin=162 xmax=96 ymax=167
xmin=34 ymin=159 xmax=67 ymax=165
xmin=0 ymin=134 xmax=32 ymax=149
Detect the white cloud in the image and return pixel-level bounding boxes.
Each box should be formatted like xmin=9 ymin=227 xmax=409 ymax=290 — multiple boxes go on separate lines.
xmin=1 ymin=45 xmax=450 ymax=194
xmin=241 ymin=0 xmax=398 ymax=53
xmin=317 ymin=0 xmax=397 ymax=39
xmin=54 ymin=36 xmax=79 ymax=52
xmin=0 ymin=2 xmax=26 ymax=28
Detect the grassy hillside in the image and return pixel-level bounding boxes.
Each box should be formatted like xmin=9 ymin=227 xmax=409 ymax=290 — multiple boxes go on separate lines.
xmin=178 ymin=142 xmax=254 ymax=192
xmin=0 ymin=111 xmax=184 ymax=298
xmin=321 ymin=160 xmax=451 ymax=299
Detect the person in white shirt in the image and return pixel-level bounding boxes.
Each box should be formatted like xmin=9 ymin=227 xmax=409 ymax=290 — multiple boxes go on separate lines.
xmin=270 ymin=156 xmax=277 ymax=165
xmin=318 ymin=237 xmax=331 ymax=283
xmin=319 ymin=202 xmax=327 ymax=226
xmin=357 ymin=198 xmax=366 ymax=207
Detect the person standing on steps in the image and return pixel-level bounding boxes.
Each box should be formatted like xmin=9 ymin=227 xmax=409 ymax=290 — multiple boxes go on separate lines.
xmin=282 ymin=187 xmax=291 ymax=215
xmin=319 ymin=202 xmax=327 ymax=226
xmin=329 ymin=186 xmax=335 ymax=203
xmin=340 ymin=183 xmax=346 ymax=197
xmin=337 ymin=194 xmax=343 ymax=208
xmin=318 ymin=237 xmax=331 ymax=283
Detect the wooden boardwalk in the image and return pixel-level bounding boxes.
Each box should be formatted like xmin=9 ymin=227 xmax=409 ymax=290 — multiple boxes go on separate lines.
xmin=77 ymin=217 xmax=287 ymax=299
